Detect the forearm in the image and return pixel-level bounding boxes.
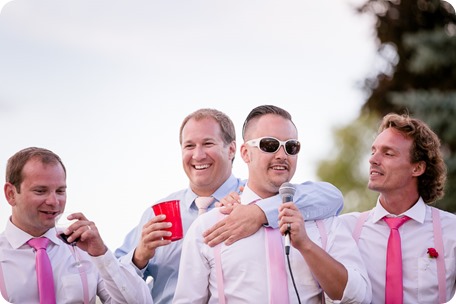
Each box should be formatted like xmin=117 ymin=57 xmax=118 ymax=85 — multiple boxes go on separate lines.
xmin=93 ymin=250 xmax=153 ymax=303
xmin=297 ymin=242 xmax=347 ymax=300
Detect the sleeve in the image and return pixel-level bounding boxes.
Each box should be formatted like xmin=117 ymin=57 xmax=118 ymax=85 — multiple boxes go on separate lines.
xmin=325 ymin=217 xmax=372 ymax=304
xmin=256 ymin=181 xmax=344 ymax=229
xmin=114 ymin=207 xmax=153 ymax=277
xmin=92 ymin=249 xmax=154 ymax=304
xmin=173 ymin=218 xmax=211 ymax=304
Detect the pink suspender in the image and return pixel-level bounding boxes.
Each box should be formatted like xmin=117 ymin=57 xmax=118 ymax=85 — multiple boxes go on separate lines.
xmin=353 ymin=208 xmax=446 ymax=302
xmin=431 ymin=207 xmax=446 ymax=303
xmin=74 ymin=248 xmax=90 ymax=304
xmin=214 ymin=211 xmax=226 ymax=304
xmin=316 ymin=220 xmax=327 ymax=251
xmin=315 ymin=220 xmax=327 ymax=304
xmin=213 ymin=220 xmax=327 ymax=303
xmin=0 ymin=245 xmax=90 ymax=303
xmin=352 ymin=211 xmax=370 ymax=245
xmin=214 ymin=243 xmax=225 ymax=304
xmin=0 ymin=261 xmax=8 ymax=300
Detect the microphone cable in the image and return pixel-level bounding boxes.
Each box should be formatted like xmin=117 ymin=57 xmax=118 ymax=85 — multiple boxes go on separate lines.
xmin=285 ymin=233 xmax=301 ymax=304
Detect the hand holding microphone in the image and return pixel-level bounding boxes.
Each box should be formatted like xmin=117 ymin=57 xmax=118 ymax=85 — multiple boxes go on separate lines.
xmin=279 ymin=182 xmax=296 ymax=255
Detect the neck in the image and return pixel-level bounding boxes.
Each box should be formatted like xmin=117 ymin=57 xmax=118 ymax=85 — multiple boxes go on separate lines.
xmin=379 ymin=192 xmax=420 ymax=215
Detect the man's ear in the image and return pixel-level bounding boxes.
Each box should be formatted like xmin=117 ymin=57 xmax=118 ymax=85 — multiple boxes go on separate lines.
xmin=412 ymin=161 xmax=426 ymax=177
xmin=228 ymin=141 xmax=236 ymax=161
xmin=240 ymin=144 xmax=251 ymax=164
xmin=4 ymin=182 xmax=18 ymax=206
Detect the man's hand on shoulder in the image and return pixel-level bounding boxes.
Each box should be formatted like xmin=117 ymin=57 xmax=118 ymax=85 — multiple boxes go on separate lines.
xmin=203 ymin=203 xmax=266 ymax=247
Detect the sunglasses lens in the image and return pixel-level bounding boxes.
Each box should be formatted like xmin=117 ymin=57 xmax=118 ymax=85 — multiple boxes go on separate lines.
xmin=259 ymin=138 xmax=280 ymax=153
xmin=285 ymin=140 xmax=300 ymax=155
xmin=255 ymin=137 xmax=300 ymax=155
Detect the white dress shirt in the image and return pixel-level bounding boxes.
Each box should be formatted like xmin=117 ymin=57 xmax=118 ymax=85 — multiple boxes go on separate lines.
xmin=115 ymin=176 xmax=343 ymax=304
xmin=0 ymin=219 xmax=153 ymax=304
xmin=173 ymin=186 xmax=371 ymax=304
xmin=340 ymin=197 xmax=456 ymax=303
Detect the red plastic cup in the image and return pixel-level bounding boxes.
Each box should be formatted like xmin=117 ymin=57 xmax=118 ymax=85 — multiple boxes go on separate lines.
xmin=152 ymin=200 xmax=183 ymax=241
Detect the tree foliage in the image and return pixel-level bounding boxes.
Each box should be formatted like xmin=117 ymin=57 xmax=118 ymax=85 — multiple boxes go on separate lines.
xmin=317 ymin=0 xmax=456 ymax=212
xmin=316 ymin=114 xmax=379 ymax=212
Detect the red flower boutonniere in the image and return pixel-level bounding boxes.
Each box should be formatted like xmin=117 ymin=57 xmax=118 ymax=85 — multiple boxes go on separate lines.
xmin=427 ymin=248 xmax=439 ymax=258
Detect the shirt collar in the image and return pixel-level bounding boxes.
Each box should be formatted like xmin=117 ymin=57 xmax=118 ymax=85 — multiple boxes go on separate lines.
xmin=5 ymin=217 xmax=61 ymax=249
xmin=184 ymin=174 xmax=241 ymax=211
xmin=240 ymin=185 xmax=261 ymax=205
xmin=372 ymin=196 xmax=426 ymax=224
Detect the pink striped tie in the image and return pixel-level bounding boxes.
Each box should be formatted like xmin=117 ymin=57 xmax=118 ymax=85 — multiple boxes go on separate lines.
xmin=383 ymin=216 xmax=410 ymax=304
xmin=28 ymin=237 xmax=56 ymax=304
xmin=195 ymin=196 xmax=214 ymax=215
xmin=265 ymin=227 xmax=289 ymax=303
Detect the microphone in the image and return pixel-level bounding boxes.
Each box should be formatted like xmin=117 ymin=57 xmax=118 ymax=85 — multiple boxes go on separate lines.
xmin=279 ymin=182 xmax=296 ymax=255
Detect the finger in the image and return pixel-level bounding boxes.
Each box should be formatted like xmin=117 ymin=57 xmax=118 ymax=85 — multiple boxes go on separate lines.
xmin=203 ymin=218 xmax=226 ymax=237
xmin=142 ymin=222 xmax=172 ymax=240
xmin=206 ymin=231 xmax=231 ymax=247
xmin=219 ymin=193 xmax=238 ymax=207
xmin=224 ymin=234 xmax=241 ymax=246
xmin=219 ymin=205 xmax=234 ymax=215
xmin=149 ymin=214 xmax=166 ymax=224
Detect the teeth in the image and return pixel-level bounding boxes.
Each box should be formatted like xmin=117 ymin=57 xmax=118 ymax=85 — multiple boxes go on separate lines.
xmin=272 ymin=166 xmax=286 ymax=170
xmin=195 ymin=164 xmax=210 ymax=170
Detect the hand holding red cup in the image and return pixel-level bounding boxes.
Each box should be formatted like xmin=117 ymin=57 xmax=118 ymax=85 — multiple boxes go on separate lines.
xmin=152 ymin=200 xmax=183 ymax=241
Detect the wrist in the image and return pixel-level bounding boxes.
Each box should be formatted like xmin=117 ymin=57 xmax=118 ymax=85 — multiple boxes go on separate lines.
xmin=251 ymin=204 xmax=267 ymax=226
xmin=133 ymin=248 xmax=150 ymax=269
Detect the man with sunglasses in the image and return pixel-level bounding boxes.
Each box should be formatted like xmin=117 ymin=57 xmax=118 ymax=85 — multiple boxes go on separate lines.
xmin=115 ymin=108 xmax=344 ymax=304
xmin=174 ymin=105 xmax=371 ymax=303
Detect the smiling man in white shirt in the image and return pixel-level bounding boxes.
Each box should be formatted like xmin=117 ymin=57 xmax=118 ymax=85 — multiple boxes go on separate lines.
xmin=0 ymin=147 xmax=153 ymax=303
xmin=340 ymin=113 xmax=456 ymax=303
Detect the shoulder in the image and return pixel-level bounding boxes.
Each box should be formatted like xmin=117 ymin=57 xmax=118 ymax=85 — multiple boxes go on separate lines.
xmin=430 ymin=206 xmax=456 ymax=227
xmin=192 ymin=208 xmax=224 ymax=229
xmin=339 ymin=211 xmax=364 ymax=221
xmin=184 ymin=211 xmax=224 ymax=246
xmin=294 ymin=180 xmax=339 ymax=190
xmin=338 ymin=211 xmax=367 ymax=230
xmin=293 ymin=181 xmax=343 ymax=198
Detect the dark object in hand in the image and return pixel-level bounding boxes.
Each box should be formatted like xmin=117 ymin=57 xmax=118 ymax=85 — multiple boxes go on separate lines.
xmin=59 ymin=232 xmax=80 ymax=245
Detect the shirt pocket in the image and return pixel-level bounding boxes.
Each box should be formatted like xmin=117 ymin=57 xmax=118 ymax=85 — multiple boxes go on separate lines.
xmin=418 ymin=256 xmax=455 ymax=303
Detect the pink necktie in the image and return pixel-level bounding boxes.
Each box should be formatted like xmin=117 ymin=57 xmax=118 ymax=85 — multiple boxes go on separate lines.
xmin=27 ymin=237 xmax=56 ymax=304
xmin=265 ymin=227 xmax=289 ymax=304
xmin=383 ymin=216 xmax=410 ymax=304
xmin=195 ymin=196 xmax=214 ymax=215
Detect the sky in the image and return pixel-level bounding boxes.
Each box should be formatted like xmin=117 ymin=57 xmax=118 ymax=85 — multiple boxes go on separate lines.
xmin=2 ymin=0 xmax=453 ymax=254
xmin=0 ymin=0 xmax=380 ymax=250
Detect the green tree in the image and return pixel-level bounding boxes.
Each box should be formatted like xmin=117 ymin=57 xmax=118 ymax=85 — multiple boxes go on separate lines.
xmin=317 ymin=114 xmax=379 ymax=212
xmin=318 ymin=0 xmax=456 ymax=212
